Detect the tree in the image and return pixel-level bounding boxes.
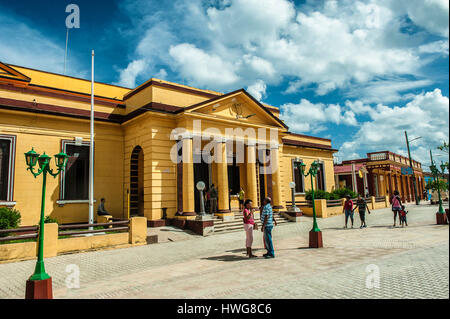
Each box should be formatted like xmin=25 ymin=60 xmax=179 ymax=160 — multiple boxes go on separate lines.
xmin=425 ymin=180 xmax=448 ymax=192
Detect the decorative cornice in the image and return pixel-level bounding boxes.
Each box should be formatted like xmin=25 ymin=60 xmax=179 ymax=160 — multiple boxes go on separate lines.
xmin=282 ymin=138 xmax=337 ymax=152
xmin=124 ymin=79 xmax=220 ymax=101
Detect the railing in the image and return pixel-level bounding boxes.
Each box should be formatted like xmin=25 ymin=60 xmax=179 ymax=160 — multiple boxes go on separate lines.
xmin=326 ymin=199 xmax=343 ymax=207
xmin=0 ymin=226 xmax=38 ymax=243
xmin=375 ymin=196 xmax=385 ymax=202
xmin=58 ymin=220 xmax=129 ymax=237
xmin=286 ymin=200 xmax=313 ymax=207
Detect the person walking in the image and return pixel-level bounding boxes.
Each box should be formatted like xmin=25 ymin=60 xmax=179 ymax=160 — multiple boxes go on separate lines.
xmin=342 ymin=195 xmax=354 ymax=228
xmin=261 ymin=197 xmax=277 ymax=258
xmin=391 ymin=190 xmax=402 ymax=227
xmin=209 ymin=184 xmax=218 ymax=214
xmin=243 ymin=199 xmax=257 ymax=258
xmin=353 ymin=194 xmax=371 ymax=228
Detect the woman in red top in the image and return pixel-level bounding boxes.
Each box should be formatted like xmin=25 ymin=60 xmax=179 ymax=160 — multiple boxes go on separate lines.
xmin=342 ymin=195 xmax=354 ymax=229
xmin=243 ymin=199 xmax=257 ymax=258
xmin=391 ymin=190 xmax=403 ymax=227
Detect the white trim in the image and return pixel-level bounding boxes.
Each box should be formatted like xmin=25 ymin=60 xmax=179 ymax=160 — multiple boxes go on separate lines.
xmin=292 ymin=158 xmax=305 ymax=194
xmin=0 ymin=201 xmax=16 ymax=207
xmin=56 ymin=199 xmax=97 ymax=206
xmin=0 ymin=134 xmax=16 ymax=202
xmin=60 ymin=139 xmax=91 ymax=200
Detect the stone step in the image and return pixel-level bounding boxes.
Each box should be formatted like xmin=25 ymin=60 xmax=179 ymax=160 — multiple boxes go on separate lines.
xmin=214 ymin=221 xmax=290 ymax=234
xmin=213 ymin=219 xmax=289 ymax=230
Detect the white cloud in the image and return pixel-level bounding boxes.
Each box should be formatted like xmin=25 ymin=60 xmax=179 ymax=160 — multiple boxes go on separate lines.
xmin=246 ymin=80 xmax=267 ymax=101
xmin=419 ymin=40 xmax=449 ymax=56
xmin=169 ymin=43 xmax=239 ymax=87
xmin=280 ymin=99 xmax=358 ymax=134
xmin=114 ymin=0 xmax=447 ymax=99
xmin=388 ymin=0 xmax=449 ymax=37
xmin=345 ymin=79 xmax=434 ymax=103
xmin=337 ymin=89 xmax=449 ymax=165
xmin=155 ymin=69 xmax=168 ymax=80
xmin=115 ymin=59 xmax=147 ymax=88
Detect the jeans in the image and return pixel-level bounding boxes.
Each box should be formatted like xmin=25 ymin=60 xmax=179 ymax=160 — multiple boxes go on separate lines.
xmin=263 ymin=226 xmax=274 ymax=257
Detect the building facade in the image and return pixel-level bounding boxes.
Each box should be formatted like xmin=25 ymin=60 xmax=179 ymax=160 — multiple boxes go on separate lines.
xmin=334 ymin=151 xmax=426 ymax=202
xmin=0 ymin=62 xmax=336 ymax=226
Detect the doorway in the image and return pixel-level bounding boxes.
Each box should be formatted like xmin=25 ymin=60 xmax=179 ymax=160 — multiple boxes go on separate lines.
xmin=130 ymin=146 xmax=144 ymax=217
xmin=193 ymin=152 xmax=211 ymax=214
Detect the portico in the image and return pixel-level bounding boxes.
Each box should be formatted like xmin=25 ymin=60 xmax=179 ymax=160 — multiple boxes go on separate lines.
xmin=171 ymin=90 xmax=288 ymax=219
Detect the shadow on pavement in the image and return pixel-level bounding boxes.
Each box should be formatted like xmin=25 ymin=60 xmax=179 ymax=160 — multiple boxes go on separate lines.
xmin=202 ymin=255 xmax=250 ymax=262
xmin=225 ymin=248 xmax=264 ymax=254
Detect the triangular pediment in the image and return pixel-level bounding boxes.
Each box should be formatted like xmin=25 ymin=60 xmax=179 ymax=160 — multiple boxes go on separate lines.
xmin=182 ymin=89 xmax=287 ymax=129
xmin=0 ymin=62 xmax=31 ymax=85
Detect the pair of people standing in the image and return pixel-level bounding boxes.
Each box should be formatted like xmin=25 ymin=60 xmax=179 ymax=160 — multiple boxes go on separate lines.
xmin=391 ymin=190 xmax=407 ymax=227
xmin=342 ymin=194 xmax=371 ymax=229
xmin=243 ymin=197 xmax=277 ymax=259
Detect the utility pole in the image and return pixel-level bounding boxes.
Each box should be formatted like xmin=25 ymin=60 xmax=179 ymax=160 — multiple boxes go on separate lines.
xmin=405 ymin=131 xmax=419 ymax=205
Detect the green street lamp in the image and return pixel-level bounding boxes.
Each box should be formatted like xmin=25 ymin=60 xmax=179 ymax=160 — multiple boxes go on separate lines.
xmin=298 ymin=160 xmax=323 ymax=248
xmin=24 ymin=148 xmax=68 ymax=299
xmin=429 ymin=150 xmax=447 ymax=225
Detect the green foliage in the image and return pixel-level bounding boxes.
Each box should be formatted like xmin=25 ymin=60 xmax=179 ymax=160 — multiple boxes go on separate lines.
xmin=0 ymin=207 xmax=21 ymax=237
xmin=437 ymin=141 xmax=449 ymax=154
xmin=44 ymin=216 xmax=58 ymax=224
xmin=425 ymin=180 xmax=448 ymax=191
xmin=305 ymin=188 xmax=358 ymax=200
xmin=332 ymin=187 xmax=358 ymax=199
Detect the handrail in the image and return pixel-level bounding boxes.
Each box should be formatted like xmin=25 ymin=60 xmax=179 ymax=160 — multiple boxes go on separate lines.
xmin=0 ymin=226 xmax=39 ymax=235
xmin=59 ymin=227 xmax=129 ymax=237
xmin=0 ymin=233 xmax=38 ymax=242
xmin=58 ymin=220 xmax=129 ymax=230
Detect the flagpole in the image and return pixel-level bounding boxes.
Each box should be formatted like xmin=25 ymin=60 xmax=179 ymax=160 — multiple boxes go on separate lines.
xmin=64 ymin=28 xmax=69 ymax=75
xmin=89 ymin=50 xmax=95 ymax=230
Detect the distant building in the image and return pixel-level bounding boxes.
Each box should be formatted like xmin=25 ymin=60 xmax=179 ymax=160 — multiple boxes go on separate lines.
xmin=334 ymin=151 xmax=425 ymax=203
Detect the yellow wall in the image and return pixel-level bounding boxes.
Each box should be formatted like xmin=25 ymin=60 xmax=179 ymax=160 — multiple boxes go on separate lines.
xmin=0 ymin=110 xmax=124 ymax=226
xmin=280 ymin=145 xmax=336 ymax=205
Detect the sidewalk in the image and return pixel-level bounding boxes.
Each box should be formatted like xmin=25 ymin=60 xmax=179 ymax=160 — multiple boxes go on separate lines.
xmin=0 ymin=203 xmax=448 ymax=299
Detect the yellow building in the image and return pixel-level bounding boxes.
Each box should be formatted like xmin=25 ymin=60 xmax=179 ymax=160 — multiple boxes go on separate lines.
xmin=334 ymin=151 xmax=426 ymax=203
xmin=0 ymin=61 xmax=337 ymax=227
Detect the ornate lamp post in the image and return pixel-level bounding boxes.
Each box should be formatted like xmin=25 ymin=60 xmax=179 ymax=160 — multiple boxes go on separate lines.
xmin=429 ymin=150 xmax=446 ymax=224
xmin=24 ymin=148 xmax=68 ymax=299
xmin=299 ymin=160 xmax=323 ymax=248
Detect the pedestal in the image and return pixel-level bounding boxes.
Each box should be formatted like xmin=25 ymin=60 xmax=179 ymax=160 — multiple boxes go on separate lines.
xmin=288 ymin=206 xmax=302 ymax=214
xmin=309 ymin=230 xmax=323 ymax=248
xmin=436 ymin=212 xmax=448 ymax=225
xmin=25 ymin=277 xmax=53 ymax=299
xmin=195 ymin=214 xmax=212 ymax=221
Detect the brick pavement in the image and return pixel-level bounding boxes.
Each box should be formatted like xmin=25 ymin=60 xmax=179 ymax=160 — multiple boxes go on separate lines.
xmin=0 ymin=203 xmax=448 ymax=299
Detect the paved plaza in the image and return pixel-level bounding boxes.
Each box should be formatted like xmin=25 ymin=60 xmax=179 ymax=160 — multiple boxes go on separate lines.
xmin=0 ymin=203 xmax=448 ymax=299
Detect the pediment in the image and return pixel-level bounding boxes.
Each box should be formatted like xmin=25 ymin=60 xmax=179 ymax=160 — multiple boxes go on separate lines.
xmin=183 ymin=89 xmax=287 ymax=129
xmin=0 ymin=62 xmax=31 ymax=85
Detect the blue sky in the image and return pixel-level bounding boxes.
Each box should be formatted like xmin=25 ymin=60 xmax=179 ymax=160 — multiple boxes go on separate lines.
xmin=0 ymin=0 xmax=448 ymax=169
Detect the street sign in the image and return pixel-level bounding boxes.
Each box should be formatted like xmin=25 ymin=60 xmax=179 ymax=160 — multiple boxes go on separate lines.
xmin=401 ymin=167 xmax=413 ymax=175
